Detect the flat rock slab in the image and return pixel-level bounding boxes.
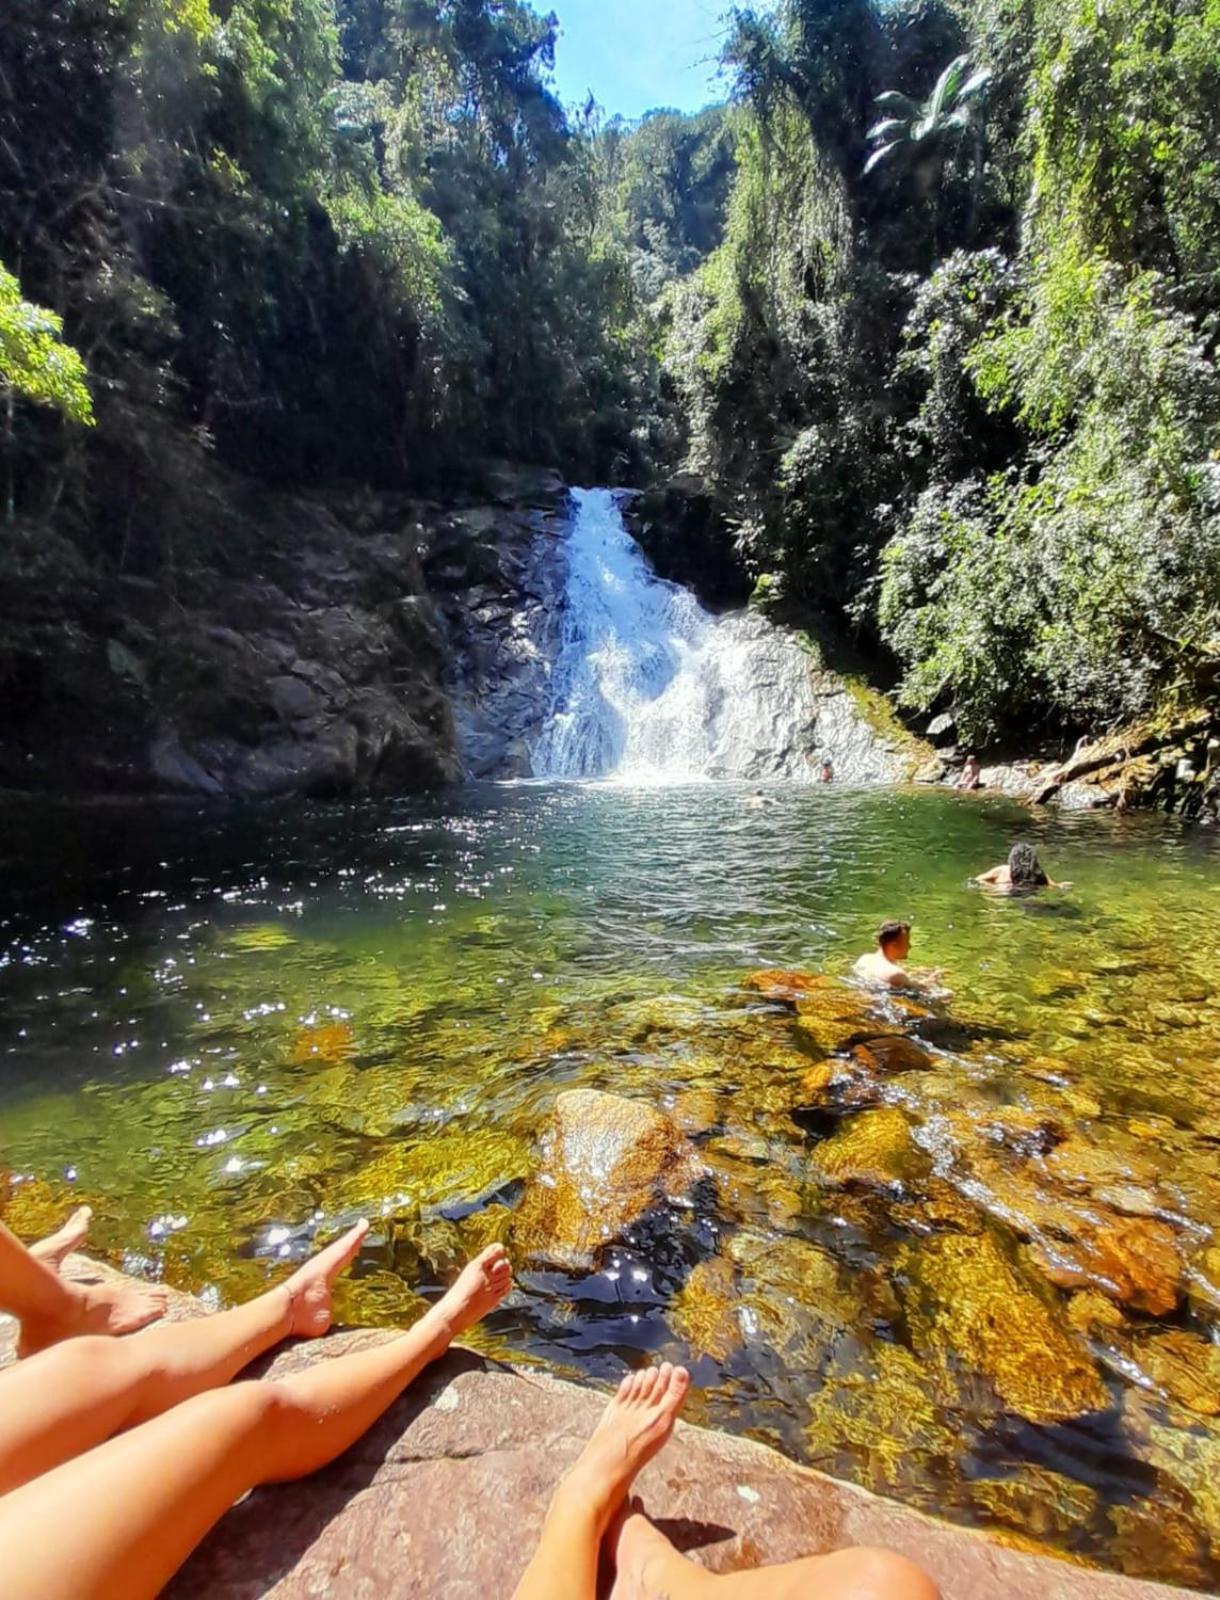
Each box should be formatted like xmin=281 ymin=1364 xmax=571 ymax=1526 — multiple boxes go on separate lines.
xmin=0 ymin=1260 xmax=1187 ymax=1600
xmin=172 ymin=1336 xmax=1184 ymax=1600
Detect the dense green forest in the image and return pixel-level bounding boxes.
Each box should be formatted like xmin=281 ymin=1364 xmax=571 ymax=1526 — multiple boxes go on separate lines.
xmin=3 ymin=0 xmax=1220 ymax=756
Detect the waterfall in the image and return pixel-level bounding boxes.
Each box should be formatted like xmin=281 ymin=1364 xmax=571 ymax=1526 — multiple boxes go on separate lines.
xmin=529 ymin=489 xmax=900 ymax=783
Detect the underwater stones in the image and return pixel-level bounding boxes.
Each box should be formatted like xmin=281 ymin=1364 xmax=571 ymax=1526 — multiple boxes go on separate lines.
xmin=1027 ymin=1211 xmax=1185 ymax=1317
xmin=1135 ymin=1331 xmax=1220 ymax=1417
xmin=805 ymin=1341 xmax=957 ymax=1497
xmin=1110 ymin=1500 xmax=1213 ymax=1588
xmin=670 ymin=1255 xmax=743 ymax=1363
xmin=338 ymin=1130 xmax=532 ymax=1219
xmin=888 ymin=1179 xmax=985 ymax=1237
xmin=1065 ymin=1290 xmax=1127 ymax=1337
xmin=810 ymin=1108 xmax=931 ymax=1194
xmin=970 ymin=1467 xmax=1100 ymax=1542
xmin=512 ymin=1090 xmax=704 ymax=1271
xmin=291 ymin=1020 xmax=356 ymax=1067
xmin=742 ymin=969 xmax=833 ymax=1003
xmin=670 ymin=1087 xmax=722 ymax=1136
xmin=849 ymin=1035 xmax=934 ymax=1075
xmin=902 ymin=1233 xmax=1111 ymax=1425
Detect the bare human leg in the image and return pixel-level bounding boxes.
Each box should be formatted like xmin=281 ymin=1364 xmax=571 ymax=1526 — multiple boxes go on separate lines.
xmin=0 ymin=1242 xmax=513 ymax=1600
xmin=511 ymin=1363 xmax=692 ymax=1600
xmin=28 ymin=1206 xmax=93 ymax=1268
xmin=0 ymin=1219 xmax=369 ymax=1494
xmin=0 ymin=1217 xmax=168 ymax=1357
xmin=611 ymin=1510 xmax=940 ymax=1600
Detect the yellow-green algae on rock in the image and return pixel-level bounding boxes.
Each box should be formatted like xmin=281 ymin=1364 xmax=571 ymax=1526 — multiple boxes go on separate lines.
xmin=811 ymin=1107 xmax=931 ymax=1192
xmin=513 ymin=1089 xmax=704 ymax=1270
xmin=901 ymin=1232 xmax=1111 ymax=1424
xmin=670 ymin=1255 xmax=743 ymax=1363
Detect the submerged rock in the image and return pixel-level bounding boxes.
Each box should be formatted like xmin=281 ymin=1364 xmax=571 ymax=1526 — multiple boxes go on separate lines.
xmin=338 ymin=1130 xmax=533 ymax=1219
xmin=1026 ymin=1211 xmax=1185 ymax=1317
xmin=513 ymin=1090 xmax=704 ymax=1271
xmin=670 ymin=1255 xmax=743 ymax=1363
xmin=811 ymin=1108 xmax=931 ymax=1194
xmin=902 ymin=1233 xmax=1111 ymax=1425
xmin=1135 ymin=1331 xmax=1220 ymax=1417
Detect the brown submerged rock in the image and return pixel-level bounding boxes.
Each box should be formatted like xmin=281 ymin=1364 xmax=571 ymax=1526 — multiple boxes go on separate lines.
xmin=513 ymin=1089 xmax=703 ymax=1270
xmin=742 ymin=968 xmax=836 ymax=1003
xmin=902 ymin=1233 xmax=1111 ymax=1425
xmin=670 ymin=1255 xmax=743 ymax=1363
xmin=811 ymin=1108 xmax=931 ymax=1194
xmin=850 ymin=1035 xmax=935 ymax=1076
xmin=1027 ymin=1211 xmax=1185 ymax=1317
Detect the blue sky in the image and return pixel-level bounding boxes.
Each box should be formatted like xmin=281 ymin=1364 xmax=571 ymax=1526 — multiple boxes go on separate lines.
xmin=547 ymin=0 xmax=732 ymax=121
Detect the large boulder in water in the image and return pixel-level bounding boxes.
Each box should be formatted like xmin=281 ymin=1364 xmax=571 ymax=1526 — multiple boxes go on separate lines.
xmin=513 ymin=1090 xmax=704 ymax=1271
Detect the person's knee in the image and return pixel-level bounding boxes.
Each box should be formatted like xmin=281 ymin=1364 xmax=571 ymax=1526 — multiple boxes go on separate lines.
xmin=835 ymin=1548 xmax=940 ymax=1600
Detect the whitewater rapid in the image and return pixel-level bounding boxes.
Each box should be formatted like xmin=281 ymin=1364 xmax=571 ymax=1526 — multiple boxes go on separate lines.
xmin=528 ymin=489 xmax=898 ymax=784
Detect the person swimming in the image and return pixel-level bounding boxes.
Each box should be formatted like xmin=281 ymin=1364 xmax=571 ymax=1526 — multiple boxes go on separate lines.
xmin=975 ymin=841 xmax=1070 ymax=893
xmin=852 ymin=920 xmax=944 ymax=994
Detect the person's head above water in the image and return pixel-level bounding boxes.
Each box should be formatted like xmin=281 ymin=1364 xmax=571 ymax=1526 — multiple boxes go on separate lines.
xmin=1008 ymin=841 xmax=1049 ymax=887
xmin=877 ymin=919 xmax=911 ymax=960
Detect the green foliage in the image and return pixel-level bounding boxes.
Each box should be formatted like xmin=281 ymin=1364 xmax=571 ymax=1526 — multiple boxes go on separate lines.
xmin=864 ymin=52 xmax=991 ymax=175
xmin=0 ymin=266 xmax=94 ymax=425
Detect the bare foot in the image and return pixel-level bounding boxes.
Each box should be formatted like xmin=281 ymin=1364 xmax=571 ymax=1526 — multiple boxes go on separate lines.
xmin=557 ymin=1363 xmax=690 ymax=1537
xmin=283 ymin=1219 xmax=370 ymax=1338
xmin=29 ymin=1205 xmax=93 ymax=1270
xmin=610 ymin=1502 xmax=694 ymax=1600
xmin=432 ymin=1242 xmax=514 ymax=1340
xmin=17 ymin=1273 xmax=170 ymax=1358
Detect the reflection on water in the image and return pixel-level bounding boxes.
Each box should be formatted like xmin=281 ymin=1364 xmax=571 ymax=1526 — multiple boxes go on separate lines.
xmin=1 ymin=784 xmax=1219 ymax=1585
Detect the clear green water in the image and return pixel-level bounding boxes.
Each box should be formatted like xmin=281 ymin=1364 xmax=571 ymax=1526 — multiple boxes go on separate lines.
xmin=2 ymin=785 xmax=1219 ymax=1584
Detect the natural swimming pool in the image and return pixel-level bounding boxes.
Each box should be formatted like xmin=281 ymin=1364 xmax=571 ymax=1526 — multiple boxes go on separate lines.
xmin=1 ymin=784 xmax=1218 ymax=1586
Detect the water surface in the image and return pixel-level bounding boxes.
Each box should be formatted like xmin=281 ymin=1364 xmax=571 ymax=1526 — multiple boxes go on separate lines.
xmin=1 ymin=785 xmax=1218 ymax=1584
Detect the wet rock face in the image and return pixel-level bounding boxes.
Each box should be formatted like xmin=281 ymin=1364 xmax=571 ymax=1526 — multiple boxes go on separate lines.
xmin=424 ymin=473 xmax=571 ymax=779
xmin=513 ymin=1089 xmax=705 ymax=1270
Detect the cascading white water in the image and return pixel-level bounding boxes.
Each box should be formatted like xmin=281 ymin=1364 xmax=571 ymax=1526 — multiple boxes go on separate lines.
xmin=530 ymin=488 xmax=893 ymax=783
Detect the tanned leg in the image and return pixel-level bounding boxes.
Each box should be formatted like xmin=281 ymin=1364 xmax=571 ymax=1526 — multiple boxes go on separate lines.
xmin=0 ymin=1219 xmax=369 ymax=1494
xmin=0 ymin=1242 xmax=512 ymax=1600
xmin=611 ymin=1512 xmax=940 ymax=1600
xmin=0 ymin=1217 xmax=168 ymax=1356
xmin=28 ymin=1206 xmax=93 ymax=1268
xmin=511 ymin=1363 xmax=691 ymax=1600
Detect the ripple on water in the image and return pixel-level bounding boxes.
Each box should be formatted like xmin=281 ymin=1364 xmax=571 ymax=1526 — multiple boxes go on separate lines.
xmin=1 ymin=786 xmax=1220 ymax=1587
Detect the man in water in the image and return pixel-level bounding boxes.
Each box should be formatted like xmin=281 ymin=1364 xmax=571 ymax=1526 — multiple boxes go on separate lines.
xmin=820 ymin=759 xmax=834 ymax=783
xmin=853 ymin=920 xmax=944 ymax=993
xmin=975 ymin=841 xmax=1070 ymax=892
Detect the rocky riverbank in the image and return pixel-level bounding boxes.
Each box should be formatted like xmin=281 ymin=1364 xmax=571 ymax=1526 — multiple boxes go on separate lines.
xmin=0 ymin=1255 xmax=1189 ymax=1600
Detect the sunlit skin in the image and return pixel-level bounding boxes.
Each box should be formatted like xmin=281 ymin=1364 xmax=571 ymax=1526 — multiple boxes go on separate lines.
xmin=1 ymin=1213 xmax=168 ymax=1358
xmin=852 ymin=923 xmax=945 ymax=994
xmin=513 ymin=1363 xmax=939 ymax=1600
xmin=0 ymin=1229 xmax=512 ymax=1599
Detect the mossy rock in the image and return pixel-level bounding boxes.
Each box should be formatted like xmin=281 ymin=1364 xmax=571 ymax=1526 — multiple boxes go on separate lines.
xmin=670 ymin=1255 xmax=743 ymax=1363
xmin=513 ymin=1090 xmax=703 ymax=1271
xmin=806 ymin=1341 xmax=958 ymax=1497
xmin=970 ymin=1466 xmax=1100 ymax=1540
xmin=1135 ymin=1331 xmax=1220 ymax=1417
xmin=337 ymin=1129 xmax=533 ymax=1219
xmin=811 ymin=1108 xmax=931 ymax=1194
xmin=902 ymin=1232 xmax=1111 ymax=1425
xmin=849 ymin=1036 xmax=934 ymax=1075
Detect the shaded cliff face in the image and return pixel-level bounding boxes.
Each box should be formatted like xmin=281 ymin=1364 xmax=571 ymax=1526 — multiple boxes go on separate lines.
xmin=0 ymin=458 xmax=914 ymax=799
xmin=0 ymin=470 xmax=463 ymax=799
